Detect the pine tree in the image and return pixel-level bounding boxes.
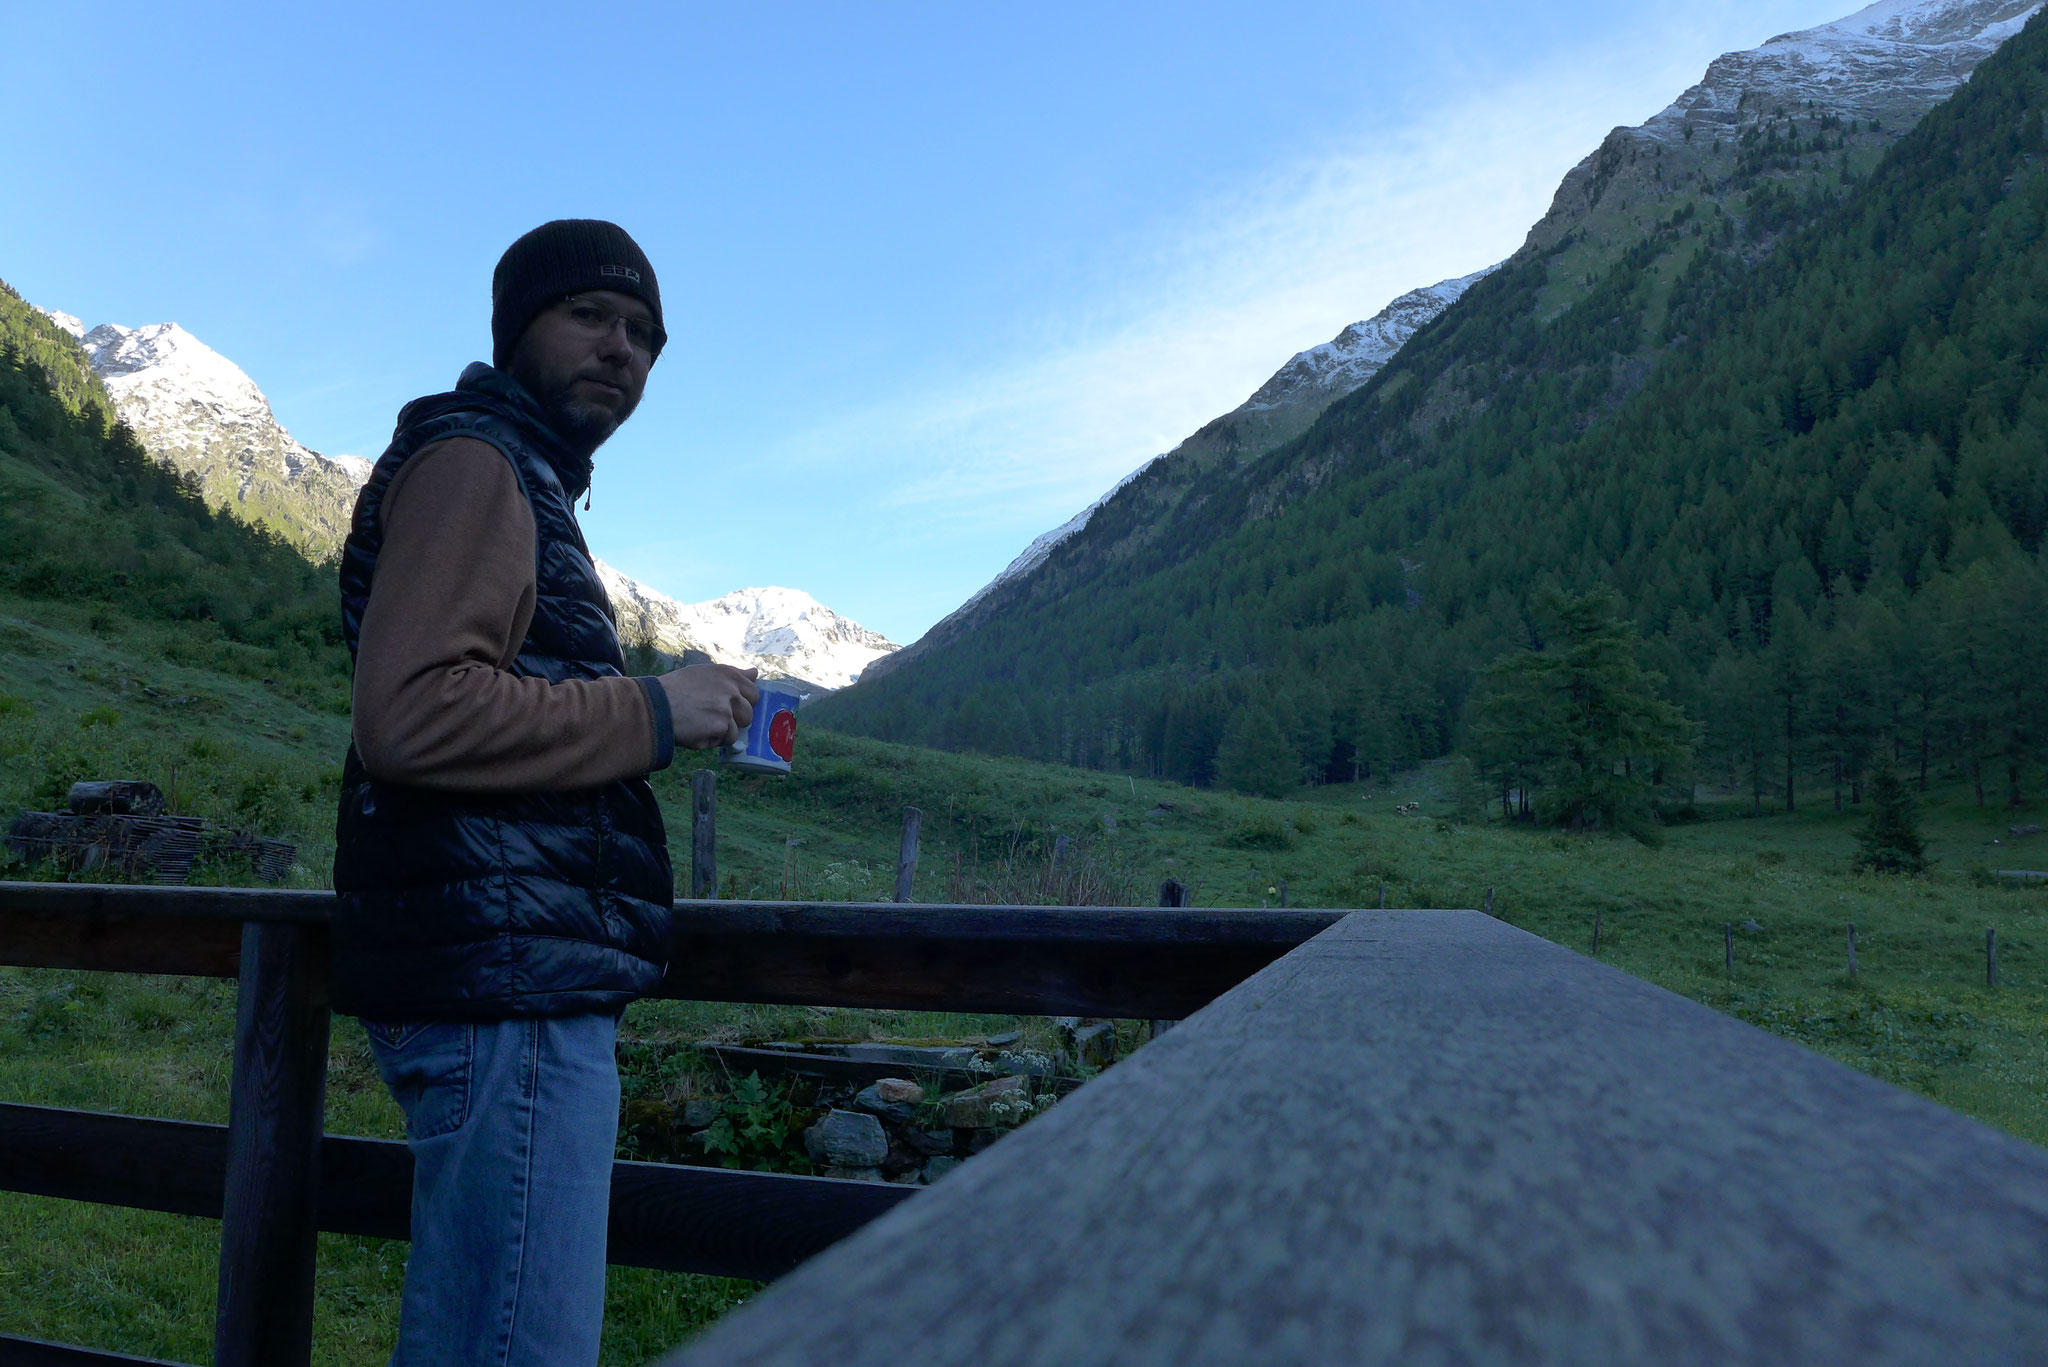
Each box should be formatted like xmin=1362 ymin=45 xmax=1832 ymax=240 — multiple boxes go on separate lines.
xmin=1471 ymin=587 xmax=1693 ymax=832
xmin=1215 ymin=705 xmax=1297 ymax=798
xmin=1854 ymin=753 xmax=1928 ymax=874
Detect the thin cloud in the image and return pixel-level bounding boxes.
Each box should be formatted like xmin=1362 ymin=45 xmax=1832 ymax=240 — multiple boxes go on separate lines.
xmin=766 ymin=11 xmax=1811 ymax=539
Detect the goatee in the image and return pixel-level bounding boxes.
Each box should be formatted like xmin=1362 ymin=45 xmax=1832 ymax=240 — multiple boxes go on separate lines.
xmin=537 ymin=378 xmax=635 ymax=455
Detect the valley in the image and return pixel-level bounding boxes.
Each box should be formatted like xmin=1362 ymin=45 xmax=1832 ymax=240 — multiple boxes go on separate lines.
xmin=6 ymin=0 xmax=2048 ymax=1359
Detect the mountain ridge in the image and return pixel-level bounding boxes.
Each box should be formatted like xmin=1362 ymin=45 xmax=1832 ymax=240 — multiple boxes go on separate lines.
xmin=817 ymin=0 xmax=2048 ymax=804
xmin=27 ymin=303 xmax=896 ymax=687
xmin=867 ymin=263 xmax=1500 ymax=682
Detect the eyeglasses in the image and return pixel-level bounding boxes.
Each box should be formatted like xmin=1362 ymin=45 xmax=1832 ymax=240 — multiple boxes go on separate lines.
xmin=558 ymin=295 xmax=666 ymax=356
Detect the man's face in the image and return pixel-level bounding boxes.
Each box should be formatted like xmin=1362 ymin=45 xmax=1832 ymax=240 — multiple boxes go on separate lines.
xmin=508 ymin=289 xmax=656 ymax=452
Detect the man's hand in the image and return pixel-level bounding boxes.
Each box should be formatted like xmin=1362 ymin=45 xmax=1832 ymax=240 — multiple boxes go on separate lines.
xmin=659 ymin=664 xmax=759 ymax=749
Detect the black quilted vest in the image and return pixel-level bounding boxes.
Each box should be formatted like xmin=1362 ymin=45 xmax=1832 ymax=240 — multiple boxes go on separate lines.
xmin=332 ymin=363 xmax=673 ymax=1020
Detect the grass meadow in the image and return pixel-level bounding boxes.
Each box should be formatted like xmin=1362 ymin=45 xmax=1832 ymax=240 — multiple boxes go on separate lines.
xmin=2 ymin=589 xmax=2045 ymax=1361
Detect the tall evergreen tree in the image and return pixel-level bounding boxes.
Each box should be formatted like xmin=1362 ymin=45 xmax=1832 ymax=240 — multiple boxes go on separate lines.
xmin=1469 ymin=588 xmax=1693 ymax=831
xmin=1854 ymin=753 xmax=1928 ymax=874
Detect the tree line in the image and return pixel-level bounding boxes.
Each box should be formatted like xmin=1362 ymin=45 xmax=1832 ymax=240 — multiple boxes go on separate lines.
xmin=816 ymin=12 xmax=2048 ymax=821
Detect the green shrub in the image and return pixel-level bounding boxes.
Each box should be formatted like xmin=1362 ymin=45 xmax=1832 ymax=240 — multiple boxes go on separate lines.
xmin=1292 ymin=806 xmax=1319 ymax=836
xmin=1220 ymin=815 xmax=1293 ymax=851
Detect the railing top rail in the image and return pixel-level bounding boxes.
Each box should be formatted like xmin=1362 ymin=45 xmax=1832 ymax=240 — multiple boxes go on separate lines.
xmin=0 ymin=881 xmax=335 ymax=923
xmin=0 ymin=882 xmax=1352 ymax=937
xmin=0 ymin=881 xmax=1366 ymax=1016
xmin=665 ymin=909 xmax=2048 ymax=1367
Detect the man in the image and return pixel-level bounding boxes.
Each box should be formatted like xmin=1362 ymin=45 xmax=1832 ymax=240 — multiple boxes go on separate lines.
xmin=333 ymin=219 xmax=758 ymax=1365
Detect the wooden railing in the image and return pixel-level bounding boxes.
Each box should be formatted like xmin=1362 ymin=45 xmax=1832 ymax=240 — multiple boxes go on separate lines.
xmin=0 ymin=881 xmax=1339 ymax=1366
xmin=11 ymin=883 xmax=2048 ymax=1366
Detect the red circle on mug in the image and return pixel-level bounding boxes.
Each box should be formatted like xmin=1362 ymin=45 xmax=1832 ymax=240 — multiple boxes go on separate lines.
xmin=768 ymin=709 xmax=798 ymax=761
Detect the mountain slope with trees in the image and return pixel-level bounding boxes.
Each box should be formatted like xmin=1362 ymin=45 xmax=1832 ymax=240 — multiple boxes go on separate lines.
xmin=0 ymin=282 xmax=348 ymax=704
xmin=818 ymin=6 xmax=2048 ymax=821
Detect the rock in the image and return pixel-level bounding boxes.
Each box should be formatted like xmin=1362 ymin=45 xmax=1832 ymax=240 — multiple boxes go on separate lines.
xmin=904 ymin=1127 xmax=954 ymax=1156
xmin=1100 ymin=813 xmax=1117 ymax=833
xmin=923 ymin=1155 xmax=960 ymax=1183
xmin=941 ymin=1075 xmax=1032 ymax=1129
xmin=821 ymin=1165 xmax=886 ymax=1183
xmin=804 ymin=1109 xmax=889 ymax=1168
xmin=963 ymin=1128 xmax=1001 ymax=1156
xmin=853 ymin=1083 xmax=919 ymax=1124
xmin=1741 ymin=918 xmax=1763 ymax=933
xmin=873 ymin=1077 xmax=924 ymax=1104
xmin=2010 ymin=823 xmax=2043 ymax=837
xmin=680 ymin=1098 xmax=721 ymax=1129
xmin=882 ymin=1138 xmax=926 ymax=1176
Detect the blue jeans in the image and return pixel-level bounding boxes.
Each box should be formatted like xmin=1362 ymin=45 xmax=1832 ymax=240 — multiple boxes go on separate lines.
xmin=364 ymin=1012 xmax=621 ymax=1367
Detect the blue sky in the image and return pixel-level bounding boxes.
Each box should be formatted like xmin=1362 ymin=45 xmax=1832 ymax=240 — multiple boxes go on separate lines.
xmin=3 ymin=0 xmax=1850 ymax=643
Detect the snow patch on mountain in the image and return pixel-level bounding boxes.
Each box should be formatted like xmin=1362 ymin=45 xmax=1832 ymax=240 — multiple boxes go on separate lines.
xmin=1243 ymin=266 xmax=1500 ymax=415
xmin=1641 ymin=0 xmax=2039 ymax=141
xmin=34 ymin=313 xmax=371 ymax=554
xmin=597 ymin=564 xmax=898 ymax=690
xmin=34 ymin=306 xmax=84 ymax=340
xmin=79 ymin=321 xmax=366 ymax=488
xmin=937 ymin=264 xmax=1499 ymax=635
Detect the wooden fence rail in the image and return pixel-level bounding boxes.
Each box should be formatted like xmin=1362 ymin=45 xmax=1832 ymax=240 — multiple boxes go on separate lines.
xmin=0 ymin=881 xmax=1333 ymax=1367
xmin=663 ymin=910 xmax=2048 ymax=1367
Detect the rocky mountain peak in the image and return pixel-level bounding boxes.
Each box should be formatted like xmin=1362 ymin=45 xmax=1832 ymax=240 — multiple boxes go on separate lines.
xmin=35 ymin=306 xmax=84 ymax=340
xmin=597 ymin=565 xmax=899 ymax=690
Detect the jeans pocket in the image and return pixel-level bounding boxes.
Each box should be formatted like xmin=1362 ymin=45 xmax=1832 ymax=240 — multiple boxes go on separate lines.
xmin=364 ymin=1020 xmax=473 ymax=1140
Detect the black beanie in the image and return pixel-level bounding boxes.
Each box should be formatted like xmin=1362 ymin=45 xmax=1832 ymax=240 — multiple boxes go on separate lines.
xmin=491 ymin=219 xmax=663 ymax=369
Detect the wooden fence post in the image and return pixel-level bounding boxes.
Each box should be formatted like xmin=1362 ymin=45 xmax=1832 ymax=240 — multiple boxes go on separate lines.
xmin=1847 ymin=923 xmax=1857 ymax=976
xmin=1278 ymin=878 xmax=1288 ymax=909
xmin=214 ymin=921 xmax=330 ymax=1367
xmin=1724 ymin=922 xmax=1734 ymax=975
xmin=692 ymin=769 xmax=717 ymax=899
xmin=1151 ymin=880 xmax=1189 ymax=1039
xmin=1484 ymin=887 xmax=1494 ymax=917
xmin=895 ymin=808 xmax=922 ymax=903
xmin=1987 ymin=927 xmax=1998 ymax=988
xmin=1592 ymin=908 xmax=1602 ymax=957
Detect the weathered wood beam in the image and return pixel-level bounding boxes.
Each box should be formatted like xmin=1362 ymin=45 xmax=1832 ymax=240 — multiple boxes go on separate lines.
xmin=663 ymin=910 xmax=2048 ymax=1367
xmin=0 ymin=1334 xmax=191 ymax=1366
xmin=0 ymin=887 xmax=1345 ymax=1021
xmin=657 ymin=901 xmax=1344 ymax=1017
xmin=0 ymin=1103 xmax=913 ymax=1283
xmin=214 ymin=921 xmax=330 ymax=1367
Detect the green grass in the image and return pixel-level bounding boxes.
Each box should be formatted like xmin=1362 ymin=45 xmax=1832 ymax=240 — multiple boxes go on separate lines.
xmin=3 ymin=593 xmax=2046 ymax=1360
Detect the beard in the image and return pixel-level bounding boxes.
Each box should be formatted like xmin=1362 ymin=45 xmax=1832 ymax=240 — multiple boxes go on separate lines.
xmin=535 ymin=372 xmax=639 ymax=454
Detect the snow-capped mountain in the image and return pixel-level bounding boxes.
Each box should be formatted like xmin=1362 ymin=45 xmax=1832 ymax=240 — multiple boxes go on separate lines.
xmin=39 ymin=309 xmax=371 ymax=557
xmin=33 ymin=301 xmax=894 ymax=686
xmin=1242 ymin=267 xmax=1500 ymax=418
xmin=873 ymin=266 xmax=1499 ymax=679
xmin=864 ymin=0 xmax=2039 ymax=687
xmin=1649 ymin=0 xmax=2039 ymax=138
xmin=1529 ymin=0 xmax=2040 ymax=255
xmin=597 ymin=566 xmax=898 ymax=690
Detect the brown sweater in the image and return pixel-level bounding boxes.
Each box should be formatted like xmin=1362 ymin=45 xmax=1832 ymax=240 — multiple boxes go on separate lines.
xmin=350 ymin=437 xmax=660 ymax=792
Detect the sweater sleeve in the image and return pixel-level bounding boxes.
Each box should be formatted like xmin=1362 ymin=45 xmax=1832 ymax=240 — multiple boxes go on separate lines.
xmin=350 ymin=436 xmax=673 ymax=792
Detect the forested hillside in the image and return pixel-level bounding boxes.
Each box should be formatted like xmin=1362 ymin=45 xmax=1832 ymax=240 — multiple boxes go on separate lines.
xmin=818 ymin=10 xmax=2048 ymax=817
xmin=0 ymin=283 xmax=347 ymax=704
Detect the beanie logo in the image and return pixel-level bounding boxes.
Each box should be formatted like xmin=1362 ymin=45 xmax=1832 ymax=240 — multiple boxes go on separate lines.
xmin=600 ymin=264 xmax=642 ymax=284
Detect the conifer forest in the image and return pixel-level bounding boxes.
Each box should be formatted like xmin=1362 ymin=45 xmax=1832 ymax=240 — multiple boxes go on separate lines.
xmin=818 ymin=13 xmax=2048 ymax=829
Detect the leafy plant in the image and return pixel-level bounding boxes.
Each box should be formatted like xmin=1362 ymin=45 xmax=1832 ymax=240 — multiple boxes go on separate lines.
xmin=699 ymin=1073 xmax=811 ymax=1172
